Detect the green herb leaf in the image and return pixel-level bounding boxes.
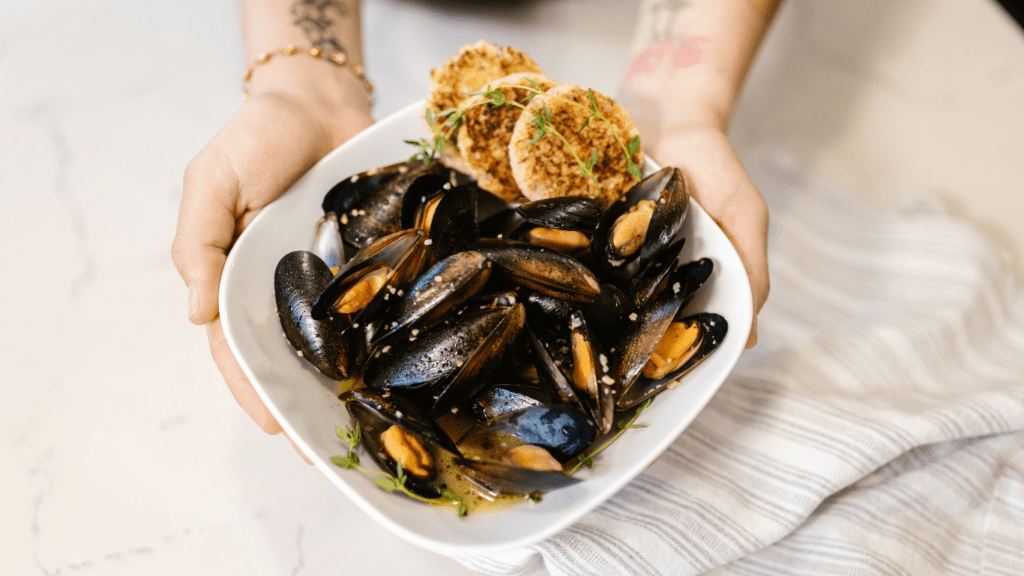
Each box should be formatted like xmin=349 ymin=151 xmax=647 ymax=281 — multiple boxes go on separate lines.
xmin=457 ymin=503 xmax=468 ymax=517
xmin=485 ymin=89 xmax=507 ymax=107
xmin=525 ymin=76 xmax=540 ymax=90
xmin=588 ymin=88 xmax=598 ymax=111
xmin=627 ymin=161 xmax=642 ymax=181
xmin=578 ymin=453 xmax=595 ymax=468
xmin=627 ymin=135 xmax=641 ymax=156
xmin=529 ymin=492 xmax=543 ymax=503
xmin=576 ymin=113 xmax=593 ymax=134
xmin=373 ymin=477 xmax=398 ymax=491
xmin=425 ymin=108 xmax=437 ymax=128
xmin=330 ymin=454 xmax=357 ymax=469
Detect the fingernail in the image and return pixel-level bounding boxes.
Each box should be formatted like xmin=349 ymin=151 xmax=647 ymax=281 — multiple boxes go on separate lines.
xmin=188 ymin=284 xmax=200 ymax=320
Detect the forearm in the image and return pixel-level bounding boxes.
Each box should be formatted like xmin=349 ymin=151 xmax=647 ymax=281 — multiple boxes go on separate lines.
xmin=622 ymin=0 xmax=780 ymax=138
xmin=241 ymin=0 xmax=370 ymax=113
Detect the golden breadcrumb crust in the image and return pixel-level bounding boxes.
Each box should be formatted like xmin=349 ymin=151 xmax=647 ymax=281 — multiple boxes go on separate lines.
xmin=456 ymin=73 xmax=559 ymax=201
xmin=427 ymin=40 xmax=544 ymax=115
xmin=509 ymin=84 xmax=643 ymax=206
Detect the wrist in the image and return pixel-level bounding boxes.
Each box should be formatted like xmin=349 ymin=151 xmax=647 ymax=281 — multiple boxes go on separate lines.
xmin=245 ymin=46 xmax=372 ymax=116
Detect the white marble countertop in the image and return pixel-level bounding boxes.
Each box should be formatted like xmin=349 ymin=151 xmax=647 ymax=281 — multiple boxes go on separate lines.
xmin=2 ymin=0 xmax=1021 ymax=574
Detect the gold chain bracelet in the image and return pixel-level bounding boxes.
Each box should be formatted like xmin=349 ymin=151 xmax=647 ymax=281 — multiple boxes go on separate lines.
xmin=242 ymin=45 xmax=373 ymax=100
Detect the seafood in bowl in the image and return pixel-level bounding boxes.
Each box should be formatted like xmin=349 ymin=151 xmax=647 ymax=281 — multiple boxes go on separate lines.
xmin=219 ymin=100 xmax=751 ymax=553
xmin=276 ymin=156 xmax=730 ymax=512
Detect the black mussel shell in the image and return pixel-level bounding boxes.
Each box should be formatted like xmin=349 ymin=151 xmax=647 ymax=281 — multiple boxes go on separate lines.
xmin=362 ymin=303 xmax=512 ymax=391
xmin=516 ymin=196 xmax=604 ymax=231
xmin=343 ymin=388 xmax=459 ymax=498
xmin=471 ymin=238 xmax=601 ymax=303
xmin=523 ymin=323 xmax=588 ymax=416
xmin=454 ymin=458 xmax=581 ymax=497
xmin=627 ymin=239 xmax=684 ymax=309
xmin=373 ymin=251 xmax=492 ymax=342
xmin=675 ymin=257 xmax=714 ymax=308
xmin=428 ymin=185 xmax=480 ymax=260
xmin=591 ymin=167 xmax=689 ymax=275
xmin=521 ymin=290 xmax=574 ymax=326
xmin=607 ymin=262 xmax=695 ymax=398
xmin=579 ymin=282 xmax=632 ymax=333
xmin=617 ymin=312 xmax=728 ymax=410
xmin=311 ymin=229 xmax=428 ymax=324
xmin=427 ymin=302 xmax=525 ymax=418
xmin=274 ymin=251 xmax=351 ymax=380
xmin=399 ymin=173 xmax=449 ymax=231
xmin=322 ymin=162 xmax=404 ymax=216
xmin=343 ymin=160 xmax=439 ymax=249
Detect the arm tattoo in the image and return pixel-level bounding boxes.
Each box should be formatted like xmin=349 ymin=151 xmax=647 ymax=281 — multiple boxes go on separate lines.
xmin=291 ymin=0 xmax=350 ymax=53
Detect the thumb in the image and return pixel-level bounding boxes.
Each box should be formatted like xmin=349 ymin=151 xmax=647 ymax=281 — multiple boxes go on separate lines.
xmin=173 ymin=141 xmax=239 ymax=325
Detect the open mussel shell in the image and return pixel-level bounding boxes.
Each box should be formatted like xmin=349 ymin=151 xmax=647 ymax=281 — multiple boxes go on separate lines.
xmin=399 ymin=173 xmax=449 ymax=231
xmin=458 ymin=404 xmax=595 ymax=463
xmin=274 ymin=251 xmax=352 ymax=380
xmin=453 ymin=458 xmax=581 ymax=497
xmin=310 ymin=229 xmax=429 ymax=332
xmin=509 ymin=197 xmax=603 ymax=256
xmin=342 ymin=388 xmax=461 ymax=498
xmin=529 ymin=311 xmax=615 ymax=434
xmin=617 ymin=312 xmax=728 ymax=410
xmin=607 ymin=262 xmax=696 ymax=399
xmin=342 ymin=160 xmax=440 ymax=249
xmin=372 ymin=251 xmax=492 ymax=343
xmin=591 ymin=167 xmax=689 ymax=276
xmin=470 ymin=238 xmax=601 ymax=303
xmin=523 ymin=324 xmax=588 ymax=416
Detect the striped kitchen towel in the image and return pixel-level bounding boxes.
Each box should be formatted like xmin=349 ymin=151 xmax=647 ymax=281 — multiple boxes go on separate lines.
xmin=456 ymin=162 xmax=1024 ymax=575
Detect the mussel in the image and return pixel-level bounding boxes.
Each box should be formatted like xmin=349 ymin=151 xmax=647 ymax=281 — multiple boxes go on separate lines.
xmin=274 ymin=251 xmax=355 ymax=380
xmin=591 ymin=167 xmax=689 ymax=276
xmin=454 ymin=405 xmax=594 ymax=496
xmin=342 ymin=388 xmax=461 ymax=497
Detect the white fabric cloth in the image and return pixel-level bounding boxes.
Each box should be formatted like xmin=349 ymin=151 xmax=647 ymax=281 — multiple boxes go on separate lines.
xmin=455 ymin=162 xmax=1024 ymax=575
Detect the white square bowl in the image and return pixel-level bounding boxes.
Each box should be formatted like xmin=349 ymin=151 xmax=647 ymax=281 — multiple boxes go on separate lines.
xmin=220 ymin=100 xmax=752 ymax=556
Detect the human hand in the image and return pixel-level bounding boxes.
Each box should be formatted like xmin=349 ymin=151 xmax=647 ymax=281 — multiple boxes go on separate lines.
xmin=172 ymin=72 xmax=373 ymax=456
xmin=651 ymin=122 xmax=769 ymax=348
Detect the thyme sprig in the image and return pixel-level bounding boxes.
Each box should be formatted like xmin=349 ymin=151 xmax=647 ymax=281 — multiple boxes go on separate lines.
xmin=407 ymin=83 xmax=642 ymax=191
xmin=566 ymin=398 xmax=653 ymax=475
xmin=330 ymin=423 xmax=469 ymax=517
